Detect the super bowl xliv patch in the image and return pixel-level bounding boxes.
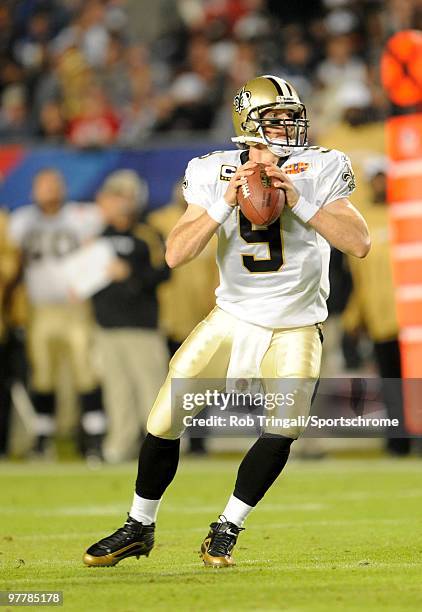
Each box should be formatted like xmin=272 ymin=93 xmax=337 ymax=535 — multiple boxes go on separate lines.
xmin=283 ymin=162 xmax=310 ymax=175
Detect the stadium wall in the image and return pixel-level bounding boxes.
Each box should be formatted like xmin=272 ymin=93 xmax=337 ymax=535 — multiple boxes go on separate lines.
xmin=0 ymin=144 xmax=228 ymax=211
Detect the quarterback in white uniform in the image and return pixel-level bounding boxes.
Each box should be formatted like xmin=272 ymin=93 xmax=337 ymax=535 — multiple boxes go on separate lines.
xmin=84 ymin=75 xmax=370 ymax=568
xmin=183 ymin=145 xmax=354 ymax=329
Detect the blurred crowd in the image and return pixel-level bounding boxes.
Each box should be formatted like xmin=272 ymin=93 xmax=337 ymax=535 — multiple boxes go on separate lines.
xmin=0 ymin=0 xmax=421 ymax=146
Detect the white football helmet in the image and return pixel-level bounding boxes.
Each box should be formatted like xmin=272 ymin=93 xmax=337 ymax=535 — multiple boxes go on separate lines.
xmin=231 ymin=75 xmax=309 ymax=157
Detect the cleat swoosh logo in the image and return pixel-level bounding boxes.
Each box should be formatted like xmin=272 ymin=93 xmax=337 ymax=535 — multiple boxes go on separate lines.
xmin=225 ymin=530 xmax=237 ymax=537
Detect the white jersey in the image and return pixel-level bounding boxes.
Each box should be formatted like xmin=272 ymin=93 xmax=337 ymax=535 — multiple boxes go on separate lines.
xmin=9 ymin=202 xmax=103 ymax=304
xmin=183 ymin=147 xmax=355 ymax=328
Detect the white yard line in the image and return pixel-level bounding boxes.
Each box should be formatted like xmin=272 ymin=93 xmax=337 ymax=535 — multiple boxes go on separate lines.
xmin=1 ymin=457 xmax=422 ymax=477
xmin=0 ymin=502 xmax=328 ymax=517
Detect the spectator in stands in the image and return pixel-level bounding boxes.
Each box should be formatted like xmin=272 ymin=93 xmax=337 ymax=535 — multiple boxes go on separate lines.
xmin=228 ymin=39 xmax=260 ymax=89
xmin=155 ymin=33 xmax=226 ymax=132
xmin=38 ymin=100 xmax=66 ymax=143
xmin=50 ymin=45 xmax=94 ymax=121
xmin=0 ymin=84 xmax=34 ymax=141
xmin=271 ymin=35 xmax=314 ymax=100
xmin=149 ymin=180 xmax=219 ymax=454
xmin=212 ymin=38 xmax=261 ymax=140
xmin=8 ymin=168 xmax=106 ymax=460
xmin=0 ymin=57 xmax=25 ymax=100
xmin=52 ymin=0 xmax=110 ymax=69
xmin=13 ymin=10 xmax=52 ymax=78
xmin=342 ymin=157 xmax=410 ymax=456
xmin=116 ymin=42 xmax=166 ymax=144
xmin=117 ymin=93 xmax=156 ymax=146
xmin=311 ymin=31 xmax=369 ymax=137
xmin=386 ymin=0 xmax=422 ymax=33
xmin=318 ymin=81 xmax=385 ymax=213
xmin=97 ymin=34 xmax=132 ymax=109
xmin=67 ymin=84 xmax=119 ymax=147
xmin=316 ymin=33 xmax=367 ymax=90
xmin=232 ymin=0 xmax=273 ymax=43
xmin=93 ymin=170 xmax=170 ymax=464
xmin=0 ymin=4 xmax=14 ymax=56
xmin=1 ymin=0 xmax=415 ymax=148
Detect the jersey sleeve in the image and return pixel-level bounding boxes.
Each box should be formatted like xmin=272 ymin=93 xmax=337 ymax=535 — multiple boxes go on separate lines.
xmin=182 ymin=157 xmax=217 ymax=210
xmin=8 ymin=207 xmax=30 ymax=246
xmin=315 ymin=150 xmax=356 ymax=208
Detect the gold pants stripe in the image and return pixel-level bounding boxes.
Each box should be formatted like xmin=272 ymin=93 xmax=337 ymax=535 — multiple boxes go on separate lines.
xmin=147 ymin=308 xmax=322 ymax=439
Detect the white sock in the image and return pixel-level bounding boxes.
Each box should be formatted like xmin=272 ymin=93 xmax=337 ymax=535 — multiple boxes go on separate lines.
xmin=129 ymin=493 xmax=161 ymax=525
xmin=35 ymin=414 xmax=56 ymax=436
xmin=220 ymin=494 xmax=254 ymax=528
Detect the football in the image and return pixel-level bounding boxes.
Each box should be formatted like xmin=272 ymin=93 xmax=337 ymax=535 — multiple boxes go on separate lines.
xmin=237 ymin=163 xmax=285 ymax=226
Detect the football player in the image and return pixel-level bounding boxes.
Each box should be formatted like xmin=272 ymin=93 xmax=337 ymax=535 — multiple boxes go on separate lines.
xmin=9 ymin=169 xmax=107 ymax=459
xmin=83 ymin=75 xmax=370 ymax=567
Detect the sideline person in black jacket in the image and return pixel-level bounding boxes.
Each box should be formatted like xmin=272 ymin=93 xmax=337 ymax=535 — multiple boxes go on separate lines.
xmin=93 ymin=170 xmax=170 ymax=463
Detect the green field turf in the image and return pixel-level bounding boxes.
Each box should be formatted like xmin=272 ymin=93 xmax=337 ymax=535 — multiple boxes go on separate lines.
xmin=1 ymin=456 xmax=422 ymax=612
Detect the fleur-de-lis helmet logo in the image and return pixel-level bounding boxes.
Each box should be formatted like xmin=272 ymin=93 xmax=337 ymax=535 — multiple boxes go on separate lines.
xmin=234 ymin=87 xmax=252 ymax=114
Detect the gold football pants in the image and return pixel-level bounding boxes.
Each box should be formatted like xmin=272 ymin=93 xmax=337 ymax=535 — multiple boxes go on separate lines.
xmin=147 ymin=307 xmax=322 ymax=439
xmin=27 ymin=302 xmax=99 ymax=393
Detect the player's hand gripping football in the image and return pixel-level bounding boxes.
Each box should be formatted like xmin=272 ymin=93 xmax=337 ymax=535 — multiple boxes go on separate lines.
xmin=224 ymin=161 xmax=257 ymax=206
xmin=264 ymin=164 xmax=300 ymax=209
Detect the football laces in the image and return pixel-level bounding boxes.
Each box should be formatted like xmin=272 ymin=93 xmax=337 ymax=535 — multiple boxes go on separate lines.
xmin=241 ymin=183 xmax=251 ymax=197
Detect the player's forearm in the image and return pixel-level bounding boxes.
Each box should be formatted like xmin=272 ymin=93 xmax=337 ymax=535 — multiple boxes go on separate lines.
xmin=165 ymin=212 xmax=219 ymax=268
xmin=308 ymin=208 xmax=371 ymax=258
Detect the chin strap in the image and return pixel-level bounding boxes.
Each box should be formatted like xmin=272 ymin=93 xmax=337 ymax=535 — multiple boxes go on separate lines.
xmin=267 ymin=144 xmax=295 ymax=157
xmin=232 ymin=135 xmax=304 ymax=158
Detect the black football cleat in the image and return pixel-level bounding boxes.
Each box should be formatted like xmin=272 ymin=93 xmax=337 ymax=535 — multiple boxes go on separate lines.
xmin=83 ymin=515 xmax=155 ymax=567
xmin=29 ymin=435 xmax=56 ymax=460
xmin=200 ymin=517 xmax=244 ymax=568
xmin=79 ymin=432 xmax=104 ymax=465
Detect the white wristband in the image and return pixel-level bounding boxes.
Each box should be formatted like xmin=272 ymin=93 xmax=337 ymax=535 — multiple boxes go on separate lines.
xmin=207 ymin=197 xmax=234 ymax=224
xmin=291 ymin=196 xmax=319 ymax=223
